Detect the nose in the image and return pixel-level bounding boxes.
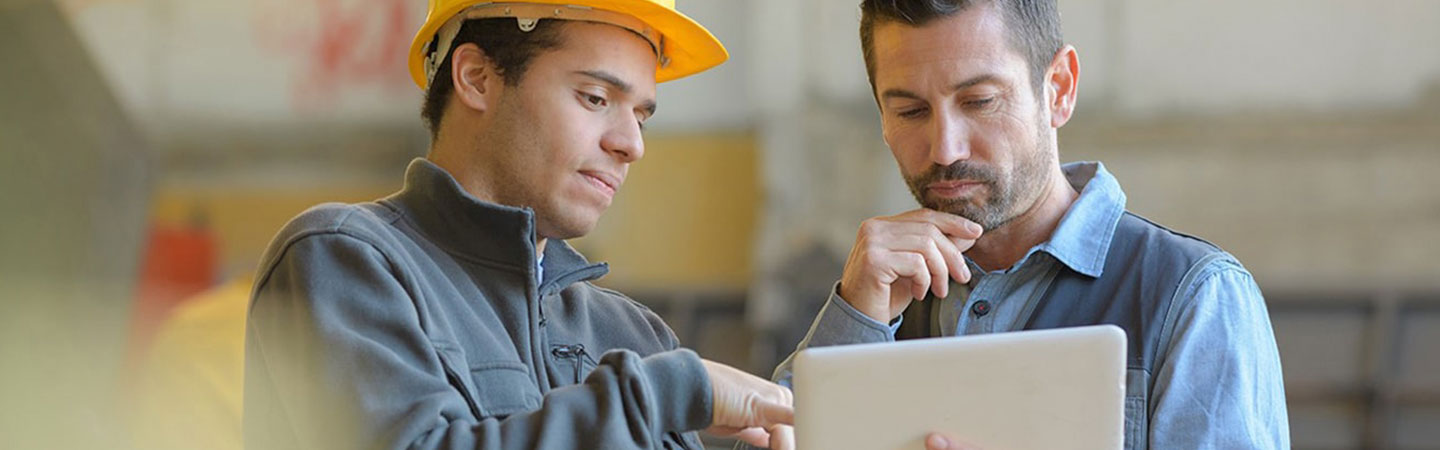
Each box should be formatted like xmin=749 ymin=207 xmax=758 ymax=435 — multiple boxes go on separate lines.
xmin=928 ymin=111 xmax=970 ymax=167
xmin=600 ymin=115 xmax=645 ymax=163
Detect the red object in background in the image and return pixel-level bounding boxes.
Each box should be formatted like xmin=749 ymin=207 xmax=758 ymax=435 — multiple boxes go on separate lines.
xmin=251 ymin=0 xmax=415 ymax=110
xmin=125 ymin=222 xmax=219 ymax=366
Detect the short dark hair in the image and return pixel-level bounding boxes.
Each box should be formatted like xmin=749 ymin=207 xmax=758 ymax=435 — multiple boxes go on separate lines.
xmin=859 ymin=0 xmax=1062 ymax=94
xmin=420 ymin=18 xmax=566 ymax=137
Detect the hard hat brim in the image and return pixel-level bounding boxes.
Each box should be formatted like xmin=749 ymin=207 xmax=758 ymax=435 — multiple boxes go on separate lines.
xmin=408 ymin=1 xmax=728 ymax=89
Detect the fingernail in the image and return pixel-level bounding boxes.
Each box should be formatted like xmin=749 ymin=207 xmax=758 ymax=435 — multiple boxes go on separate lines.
xmin=927 ymin=433 xmax=952 ymax=450
xmin=966 ymin=222 xmax=983 ymax=235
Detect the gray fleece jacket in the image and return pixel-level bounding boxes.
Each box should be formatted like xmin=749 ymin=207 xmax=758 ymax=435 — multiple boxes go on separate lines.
xmin=244 ymin=158 xmax=712 ymax=449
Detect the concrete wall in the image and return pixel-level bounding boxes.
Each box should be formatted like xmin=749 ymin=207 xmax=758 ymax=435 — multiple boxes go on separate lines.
xmin=782 ymin=0 xmax=1440 ymax=113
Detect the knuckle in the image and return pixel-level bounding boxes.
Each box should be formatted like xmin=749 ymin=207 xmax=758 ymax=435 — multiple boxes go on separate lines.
xmin=858 ymin=219 xmax=880 ymax=235
xmin=913 ymin=265 xmax=930 ymax=281
xmin=927 ymin=239 xmax=950 ymax=256
xmin=864 ymin=240 xmax=887 ymax=255
xmin=858 ymin=251 xmax=883 ymax=269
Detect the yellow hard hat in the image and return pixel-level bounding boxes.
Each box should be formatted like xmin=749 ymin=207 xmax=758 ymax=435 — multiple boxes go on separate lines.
xmin=408 ymin=0 xmax=728 ymax=89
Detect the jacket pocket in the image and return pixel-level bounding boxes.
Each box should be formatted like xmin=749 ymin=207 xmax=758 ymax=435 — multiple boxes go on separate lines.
xmin=435 ymin=345 xmax=540 ymax=419
xmin=469 ymin=361 xmax=543 ymax=417
xmin=435 ymin=344 xmax=483 ymax=419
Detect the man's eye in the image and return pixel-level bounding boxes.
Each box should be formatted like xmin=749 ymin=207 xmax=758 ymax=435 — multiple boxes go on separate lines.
xmin=584 ymin=94 xmax=607 ymax=108
xmin=896 ymin=107 xmax=927 ymax=119
xmin=965 ymin=97 xmax=996 ymax=109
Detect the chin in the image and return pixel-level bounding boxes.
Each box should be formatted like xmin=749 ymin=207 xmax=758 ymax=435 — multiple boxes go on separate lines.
xmin=924 ymin=197 xmax=981 ymax=215
xmin=544 ymin=214 xmax=602 ymax=240
xmin=535 ymin=198 xmax=607 ymax=239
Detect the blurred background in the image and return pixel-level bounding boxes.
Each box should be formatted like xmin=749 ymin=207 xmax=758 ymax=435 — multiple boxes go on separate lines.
xmin=1 ymin=0 xmax=1437 ymax=448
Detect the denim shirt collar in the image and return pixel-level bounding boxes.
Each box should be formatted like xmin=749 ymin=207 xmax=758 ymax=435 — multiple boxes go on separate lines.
xmin=1035 ymin=161 xmax=1127 ymax=278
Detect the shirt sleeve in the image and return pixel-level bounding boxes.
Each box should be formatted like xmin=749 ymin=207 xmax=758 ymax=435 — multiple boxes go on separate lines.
xmin=770 ymin=282 xmax=898 ymax=388
xmin=1148 ymin=260 xmax=1290 ymax=449
xmin=244 ymin=232 xmax=712 ymax=450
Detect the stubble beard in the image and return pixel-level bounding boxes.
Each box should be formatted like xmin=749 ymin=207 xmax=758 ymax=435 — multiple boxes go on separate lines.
xmin=903 ymin=126 xmax=1055 ymax=232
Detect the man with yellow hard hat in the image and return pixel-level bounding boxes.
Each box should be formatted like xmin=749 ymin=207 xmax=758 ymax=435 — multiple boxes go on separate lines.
xmin=244 ymin=1 xmax=794 ymax=449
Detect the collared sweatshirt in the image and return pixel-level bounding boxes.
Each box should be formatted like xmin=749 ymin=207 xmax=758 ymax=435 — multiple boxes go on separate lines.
xmin=244 ymin=158 xmax=711 ymax=449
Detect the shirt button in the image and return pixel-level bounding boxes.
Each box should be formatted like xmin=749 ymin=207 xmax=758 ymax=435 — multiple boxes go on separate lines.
xmin=971 ymin=300 xmax=991 ymax=317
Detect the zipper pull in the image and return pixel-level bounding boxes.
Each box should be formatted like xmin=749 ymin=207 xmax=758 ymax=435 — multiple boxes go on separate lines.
xmin=550 ymin=344 xmax=588 ymax=380
xmin=572 ymin=344 xmax=585 ymax=380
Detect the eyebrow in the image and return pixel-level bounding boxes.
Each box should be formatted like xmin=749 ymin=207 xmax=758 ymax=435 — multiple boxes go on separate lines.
xmin=575 ymin=70 xmax=658 ymax=117
xmin=879 ymin=74 xmax=1001 ymax=101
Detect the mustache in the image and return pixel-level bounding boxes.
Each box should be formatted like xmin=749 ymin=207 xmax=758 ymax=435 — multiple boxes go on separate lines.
xmin=910 ymin=162 xmax=1000 ymax=187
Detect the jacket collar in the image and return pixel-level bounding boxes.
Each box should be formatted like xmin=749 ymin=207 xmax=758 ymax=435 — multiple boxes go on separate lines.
xmin=1035 ymin=161 xmax=1127 ymax=278
xmin=381 ymin=158 xmax=607 ymax=287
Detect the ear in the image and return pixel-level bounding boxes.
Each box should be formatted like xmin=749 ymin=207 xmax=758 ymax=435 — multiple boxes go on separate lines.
xmin=1044 ymin=45 xmax=1080 ymax=129
xmin=449 ymin=43 xmax=499 ymax=113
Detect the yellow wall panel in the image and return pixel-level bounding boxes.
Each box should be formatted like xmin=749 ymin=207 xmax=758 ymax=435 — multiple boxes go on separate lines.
xmin=576 ymin=132 xmax=759 ymax=290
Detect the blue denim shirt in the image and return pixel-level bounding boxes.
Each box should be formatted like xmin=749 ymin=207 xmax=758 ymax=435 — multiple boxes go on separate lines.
xmin=775 ymin=162 xmax=1290 ymax=449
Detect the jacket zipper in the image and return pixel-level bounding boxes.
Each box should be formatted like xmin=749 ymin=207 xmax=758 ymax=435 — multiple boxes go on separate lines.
xmin=535 ymin=264 xmax=604 ymax=388
xmin=536 ymin=264 xmax=607 ymax=329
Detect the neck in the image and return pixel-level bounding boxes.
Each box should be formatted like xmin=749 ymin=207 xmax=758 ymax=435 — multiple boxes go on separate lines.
xmin=428 ymin=130 xmax=503 ymax=205
xmin=967 ymin=168 xmax=1078 ymax=272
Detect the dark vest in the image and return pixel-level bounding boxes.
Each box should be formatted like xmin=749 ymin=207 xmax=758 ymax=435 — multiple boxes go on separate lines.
xmin=895 ymin=212 xmax=1232 ymax=450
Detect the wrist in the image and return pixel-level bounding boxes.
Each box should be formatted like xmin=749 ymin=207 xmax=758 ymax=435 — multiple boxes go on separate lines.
xmin=836 ymin=281 xmax=889 ymax=322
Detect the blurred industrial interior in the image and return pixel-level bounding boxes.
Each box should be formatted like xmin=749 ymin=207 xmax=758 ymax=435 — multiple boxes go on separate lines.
xmin=2 ymin=0 xmax=1438 ymax=448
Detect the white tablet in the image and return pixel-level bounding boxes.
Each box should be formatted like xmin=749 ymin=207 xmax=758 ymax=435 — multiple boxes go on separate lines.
xmin=793 ymin=325 xmax=1126 ymax=450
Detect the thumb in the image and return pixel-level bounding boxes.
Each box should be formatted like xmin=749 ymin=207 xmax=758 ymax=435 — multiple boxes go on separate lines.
xmin=734 ymin=427 xmax=772 ymax=448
